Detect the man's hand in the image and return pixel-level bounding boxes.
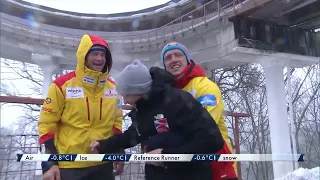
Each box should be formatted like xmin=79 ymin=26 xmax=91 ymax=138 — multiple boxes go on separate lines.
xmin=146 ymin=148 xmax=163 ymax=167
xmin=43 ymin=165 xmax=60 ymax=180
xmin=113 ymin=162 xmax=125 ymax=175
xmin=89 ymin=141 xmax=100 ymax=153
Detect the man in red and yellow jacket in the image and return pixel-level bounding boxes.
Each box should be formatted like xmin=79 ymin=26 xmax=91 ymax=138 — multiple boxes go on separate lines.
xmin=38 ymin=34 xmax=124 ymax=180
xmin=161 ymin=42 xmax=237 ymax=180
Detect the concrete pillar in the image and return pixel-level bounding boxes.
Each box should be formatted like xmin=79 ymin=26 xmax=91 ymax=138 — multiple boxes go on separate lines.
xmin=41 ymin=67 xmax=54 ymax=98
xmin=31 ymin=53 xmax=61 ymax=97
xmin=262 ymin=62 xmax=294 ymax=178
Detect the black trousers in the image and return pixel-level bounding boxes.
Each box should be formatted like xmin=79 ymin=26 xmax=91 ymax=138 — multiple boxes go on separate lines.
xmin=144 ymin=163 xmax=213 ymax=180
xmin=59 ymin=163 xmax=114 ymax=180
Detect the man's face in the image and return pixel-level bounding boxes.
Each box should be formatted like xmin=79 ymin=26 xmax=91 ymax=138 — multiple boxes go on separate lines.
xmin=122 ymin=95 xmax=141 ymax=107
xmin=163 ymin=49 xmax=188 ymax=76
xmin=85 ymin=51 xmax=106 ymax=72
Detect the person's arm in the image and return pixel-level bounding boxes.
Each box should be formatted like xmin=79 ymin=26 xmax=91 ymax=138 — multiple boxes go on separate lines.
xmin=113 ymin=97 xmax=123 ymax=135
xmin=98 ymin=125 xmax=141 ymax=153
xmin=161 ymin=89 xmax=224 ymax=154
xmin=38 ymin=83 xmax=65 ymax=166
xmin=112 ymin=96 xmax=125 ymax=154
xmin=196 ymin=82 xmax=224 ymax=125
xmin=98 ymin=110 xmax=142 ymax=153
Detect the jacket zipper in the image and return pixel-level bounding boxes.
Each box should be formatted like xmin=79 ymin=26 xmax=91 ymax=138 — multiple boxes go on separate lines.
xmin=86 ymin=97 xmax=90 ymax=121
xmin=99 ymin=97 xmax=102 ymax=120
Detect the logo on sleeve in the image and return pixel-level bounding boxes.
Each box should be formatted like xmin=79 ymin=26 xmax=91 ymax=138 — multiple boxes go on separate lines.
xmin=154 ymin=114 xmax=170 ymax=133
xmin=45 ymin=98 xmax=51 ymax=104
xmin=41 ymin=107 xmax=54 ymax=113
xmin=117 ymin=98 xmax=122 ymax=108
xmin=83 ymin=76 xmax=95 ymax=84
xmin=66 ymin=87 xmax=84 ymax=99
xmin=104 ymin=89 xmax=118 ymax=98
xmin=197 ymin=94 xmax=217 ymax=107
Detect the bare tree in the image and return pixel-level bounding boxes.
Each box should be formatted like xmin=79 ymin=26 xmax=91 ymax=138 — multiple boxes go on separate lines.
xmin=288 ymin=64 xmax=320 ymax=168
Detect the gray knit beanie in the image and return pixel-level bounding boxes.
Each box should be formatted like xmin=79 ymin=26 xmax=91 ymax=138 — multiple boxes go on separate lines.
xmin=116 ymin=60 xmax=152 ymax=96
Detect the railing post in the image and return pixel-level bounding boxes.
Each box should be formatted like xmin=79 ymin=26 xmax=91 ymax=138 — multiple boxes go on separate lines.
xmin=191 ymin=12 xmax=194 ymax=30
xmin=180 ymin=16 xmax=183 ymax=34
xmin=218 ymin=0 xmax=221 ymax=19
xmin=171 ymin=21 xmax=174 ymax=39
xmin=204 ymin=4 xmax=207 ymax=23
xmin=234 ymin=116 xmax=242 ymax=180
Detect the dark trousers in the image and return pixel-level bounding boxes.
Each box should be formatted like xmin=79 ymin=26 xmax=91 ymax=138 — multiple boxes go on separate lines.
xmin=145 ymin=163 xmax=213 ymax=180
xmin=59 ymin=163 xmax=114 ymax=180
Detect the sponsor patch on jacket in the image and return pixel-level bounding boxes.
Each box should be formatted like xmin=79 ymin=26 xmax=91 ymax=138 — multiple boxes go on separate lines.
xmin=83 ymin=76 xmax=95 ymax=84
xmin=117 ymin=98 xmax=122 ymax=108
xmin=41 ymin=106 xmax=54 ymax=113
xmin=187 ymin=89 xmax=196 ymax=98
xmin=99 ymin=79 xmax=106 ymax=85
xmin=154 ymin=114 xmax=170 ymax=133
xmin=104 ymin=89 xmax=118 ymax=98
xmin=197 ymin=94 xmax=217 ymax=107
xmin=66 ymin=87 xmax=84 ymax=99
xmin=45 ymin=98 xmax=51 ymax=104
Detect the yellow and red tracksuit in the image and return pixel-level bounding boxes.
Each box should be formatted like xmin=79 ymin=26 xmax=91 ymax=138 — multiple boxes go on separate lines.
xmin=38 ymin=34 xmax=123 ymax=168
xmin=175 ymin=60 xmax=237 ymax=180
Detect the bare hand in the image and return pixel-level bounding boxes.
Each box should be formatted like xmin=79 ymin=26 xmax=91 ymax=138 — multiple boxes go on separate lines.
xmin=113 ymin=161 xmax=125 ymax=175
xmin=43 ymin=165 xmax=60 ymax=180
xmin=89 ymin=141 xmax=100 ymax=153
xmin=146 ymin=148 xmax=163 ymax=166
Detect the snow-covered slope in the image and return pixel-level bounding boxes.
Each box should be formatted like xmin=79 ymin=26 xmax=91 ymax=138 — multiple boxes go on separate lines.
xmin=275 ymin=167 xmax=319 ymax=180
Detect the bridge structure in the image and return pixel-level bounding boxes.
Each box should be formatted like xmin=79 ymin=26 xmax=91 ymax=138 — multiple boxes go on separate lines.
xmin=0 ymin=0 xmax=319 ymax=179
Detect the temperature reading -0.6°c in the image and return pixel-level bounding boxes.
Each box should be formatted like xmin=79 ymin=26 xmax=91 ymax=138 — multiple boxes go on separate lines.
xmin=192 ymin=154 xmax=215 ymax=162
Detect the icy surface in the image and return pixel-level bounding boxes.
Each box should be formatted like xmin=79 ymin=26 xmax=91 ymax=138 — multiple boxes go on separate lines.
xmin=275 ymin=167 xmax=319 ymax=180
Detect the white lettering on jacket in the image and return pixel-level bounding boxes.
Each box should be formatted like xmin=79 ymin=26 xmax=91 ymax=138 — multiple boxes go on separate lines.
xmin=83 ymin=76 xmax=95 ymax=84
xmin=66 ymin=87 xmax=84 ymax=99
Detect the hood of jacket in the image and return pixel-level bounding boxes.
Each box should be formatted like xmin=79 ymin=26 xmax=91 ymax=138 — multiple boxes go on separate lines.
xmin=76 ymin=34 xmax=112 ymax=90
xmin=149 ymin=67 xmax=175 ymax=93
xmin=136 ymin=67 xmax=174 ymax=108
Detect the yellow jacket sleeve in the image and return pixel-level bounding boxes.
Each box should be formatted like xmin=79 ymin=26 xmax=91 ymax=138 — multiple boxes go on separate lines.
xmin=38 ymin=83 xmax=65 ymax=144
xmin=113 ymin=97 xmax=123 ymax=135
xmin=196 ymin=82 xmax=224 ymax=125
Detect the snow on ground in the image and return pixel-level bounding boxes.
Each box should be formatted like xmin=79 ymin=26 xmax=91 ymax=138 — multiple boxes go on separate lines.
xmin=275 ymin=167 xmax=319 ymax=180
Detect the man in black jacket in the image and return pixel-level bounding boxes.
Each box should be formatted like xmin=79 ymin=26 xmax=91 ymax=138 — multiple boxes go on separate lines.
xmin=90 ymin=60 xmax=224 ymax=180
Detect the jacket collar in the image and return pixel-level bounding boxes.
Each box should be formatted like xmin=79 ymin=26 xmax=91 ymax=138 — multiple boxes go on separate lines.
xmin=174 ymin=60 xmax=207 ymax=89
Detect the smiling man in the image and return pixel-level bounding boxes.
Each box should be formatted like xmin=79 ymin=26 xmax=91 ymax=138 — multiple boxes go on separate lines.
xmin=38 ymin=34 xmax=124 ymax=180
xmin=161 ymin=42 xmax=238 ymax=180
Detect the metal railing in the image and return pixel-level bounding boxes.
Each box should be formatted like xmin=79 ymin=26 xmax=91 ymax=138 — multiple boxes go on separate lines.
xmin=0 ymin=0 xmax=250 ymax=48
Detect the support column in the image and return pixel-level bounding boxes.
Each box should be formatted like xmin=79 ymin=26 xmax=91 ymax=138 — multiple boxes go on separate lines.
xmin=41 ymin=67 xmax=54 ymax=98
xmin=262 ymin=62 xmax=294 ymax=178
xmin=31 ymin=53 xmax=60 ymax=98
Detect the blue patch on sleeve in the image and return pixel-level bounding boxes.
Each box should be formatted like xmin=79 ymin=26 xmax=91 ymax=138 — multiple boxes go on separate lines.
xmin=197 ymin=94 xmax=217 ymax=107
xmin=117 ymin=98 xmax=122 ymax=108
